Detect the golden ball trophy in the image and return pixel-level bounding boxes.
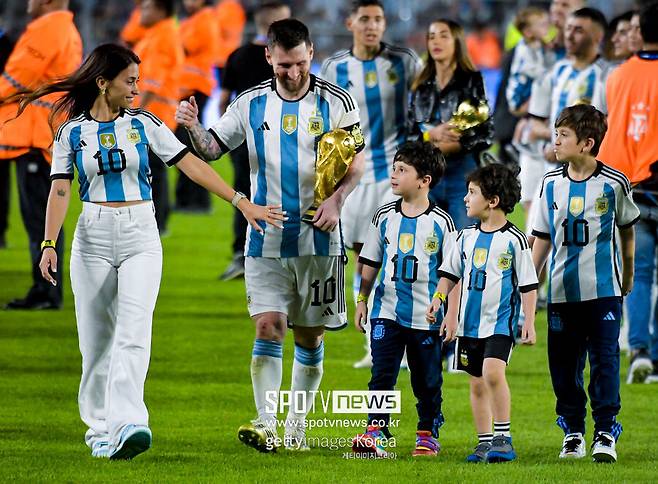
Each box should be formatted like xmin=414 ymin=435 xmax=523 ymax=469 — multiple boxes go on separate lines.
xmin=449 ymin=100 xmax=490 ymax=132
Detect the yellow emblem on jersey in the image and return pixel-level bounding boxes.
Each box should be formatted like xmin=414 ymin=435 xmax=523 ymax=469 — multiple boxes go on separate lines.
xmin=282 ymin=114 xmax=297 ymax=135
xmin=387 ymin=68 xmax=399 ymax=84
xmin=460 ymin=350 xmax=469 ymax=367
xmin=473 ymin=248 xmax=488 ymax=268
xmin=99 ymin=133 xmax=116 ymax=149
xmin=424 ymin=232 xmax=439 ymax=255
xmin=365 ymin=70 xmax=378 ymax=88
xmin=595 ymin=196 xmax=609 ymax=215
xmin=399 ymin=233 xmax=414 ymax=254
xmin=308 ymin=116 xmax=324 ymax=136
xmin=126 ymin=129 xmax=141 ymax=144
xmin=351 ymin=125 xmax=364 ymax=146
xmin=497 ymin=252 xmax=513 ymax=271
xmin=569 ymin=196 xmax=585 ymax=216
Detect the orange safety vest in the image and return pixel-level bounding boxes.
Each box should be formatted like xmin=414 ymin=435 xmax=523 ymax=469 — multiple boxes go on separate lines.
xmin=134 ymin=18 xmax=184 ymax=130
xmin=121 ymin=7 xmax=147 ymax=47
xmin=0 ymin=11 xmax=82 ymax=162
xmin=180 ymin=7 xmax=219 ymax=98
xmin=215 ymin=0 xmax=246 ymax=69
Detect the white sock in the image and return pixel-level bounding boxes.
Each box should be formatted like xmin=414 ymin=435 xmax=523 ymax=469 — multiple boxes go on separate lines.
xmin=251 ymin=339 xmax=283 ymax=427
xmin=494 ymin=421 xmax=511 ymax=437
xmin=287 ymin=342 xmax=324 ymax=422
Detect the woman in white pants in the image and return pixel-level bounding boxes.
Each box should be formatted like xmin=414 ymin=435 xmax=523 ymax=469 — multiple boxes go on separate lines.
xmin=3 ymin=43 xmax=284 ymax=460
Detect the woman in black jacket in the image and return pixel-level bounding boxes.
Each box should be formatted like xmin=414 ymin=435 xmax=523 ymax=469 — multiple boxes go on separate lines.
xmin=408 ymin=18 xmax=494 ymax=229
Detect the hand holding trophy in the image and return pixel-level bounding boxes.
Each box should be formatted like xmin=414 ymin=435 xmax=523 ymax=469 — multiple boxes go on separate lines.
xmin=301 ymin=129 xmax=356 ymax=224
xmin=448 ymin=100 xmax=490 ymax=132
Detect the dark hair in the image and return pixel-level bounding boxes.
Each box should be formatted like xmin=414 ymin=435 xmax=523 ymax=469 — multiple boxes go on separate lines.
xmin=466 ymin=164 xmax=521 ymax=214
xmin=640 ymin=1 xmax=658 ymax=44
xmin=267 ymin=18 xmax=312 ymax=50
xmin=570 ymin=7 xmax=608 ymax=32
xmin=0 ymin=44 xmax=140 ymax=129
xmin=514 ymin=7 xmax=547 ymax=33
xmin=609 ymin=10 xmax=634 ymax=31
xmin=350 ymin=0 xmax=385 ymax=14
xmin=152 ymin=0 xmax=175 ymax=17
xmin=555 ymin=104 xmax=607 ymax=156
xmin=393 ymin=141 xmax=446 ymax=189
xmin=257 ymin=1 xmax=288 ymax=13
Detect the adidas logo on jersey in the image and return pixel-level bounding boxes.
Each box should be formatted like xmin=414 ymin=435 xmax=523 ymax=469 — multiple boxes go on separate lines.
xmin=322 ymin=307 xmax=334 ymax=317
xmin=550 ymin=202 xmax=558 ymax=210
xmin=603 ymin=312 xmax=616 ymax=321
xmin=258 ymin=122 xmax=271 ymax=131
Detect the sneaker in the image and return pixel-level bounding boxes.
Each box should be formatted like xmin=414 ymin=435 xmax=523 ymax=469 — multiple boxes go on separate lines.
xmin=627 ymin=349 xmax=652 ymax=384
xmin=411 ymin=431 xmax=440 ymax=457
xmin=284 ymin=419 xmax=309 ymax=451
xmin=91 ymin=441 xmax=110 ymax=458
xmin=352 ymin=352 xmax=373 ymax=369
xmin=486 ymin=435 xmax=516 ymax=463
xmin=466 ymin=442 xmax=491 ymax=463
xmin=591 ymin=431 xmax=617 ymax=463
xmin=645 ymin=361 xmax=658 ymax=383
xmin=238 ymin=419 xmax=280 ymax=453
xmin=559 ymin=433 xmax=586 ymax=459
xmin=219 ymin=255 xmax=245 ymax=281
xmin=109 ymin=425 xmax=152 ymax=460
xmin=352 ymin=425 xmax=388 ymax=458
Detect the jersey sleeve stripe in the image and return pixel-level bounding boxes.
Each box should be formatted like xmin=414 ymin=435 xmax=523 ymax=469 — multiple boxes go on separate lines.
xmin=126 ymin=108 xmax=163 ymax=127
xmin=371 ymin=201 xmax=397 ymax=225
xmin=618 ymin=214 xmax=640 ymax=229
xmin=324 ymin=50 xmax=350 ymax=63
xmin=431 ymin=207 xmax=456 ymax=232
xmin=539 ymin=169 xmax=563 ymax=197
xmin=208 ymin=127 xmax=230 ymax=154
xmin=165 ymin=147 xmax=190 ymax=167
xmin=600 ymin=165 xmax=633 ymax=195
xmin=508 ymin=225 xmax=530 ymax=250
xmin=227 ymin=79 xmax=272 ymax=110
xmin=359 ymin=256 xmax=382 ymax=268
xmin=55 ymin=113 xmax=85 ymax=142
xmin=50 ymin=173 xmax=74 ymax=180
xmin=437 ymin=269 xmax=460 ymax=283
xmin=519 ymin=283 xmax=539 ymax=293
xmin=315 ymin=78 xmax=355 ymax=111
xmin=531 ymin=229 xmax=550 ymax=239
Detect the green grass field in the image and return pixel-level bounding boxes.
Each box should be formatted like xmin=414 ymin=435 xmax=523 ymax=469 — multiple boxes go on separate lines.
xmin=1 ymin=160 xmax=656 ymax=483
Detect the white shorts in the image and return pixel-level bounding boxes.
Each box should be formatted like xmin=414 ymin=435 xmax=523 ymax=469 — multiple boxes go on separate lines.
xmin=519 ymin=152 xmax=548 ymax=203
xmin=245 ymin=255 xmax=347 ymax=330
xmin=342 ymin=179 xmax=396 ymax=248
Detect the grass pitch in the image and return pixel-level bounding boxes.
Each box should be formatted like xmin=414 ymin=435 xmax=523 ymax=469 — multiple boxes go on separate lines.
xmin=0 ymin=160 xmax=656 ymax=483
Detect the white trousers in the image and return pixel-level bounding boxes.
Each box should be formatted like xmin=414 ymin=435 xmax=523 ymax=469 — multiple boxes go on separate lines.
xmin=71 ymin=202 xmax=162 ymax=449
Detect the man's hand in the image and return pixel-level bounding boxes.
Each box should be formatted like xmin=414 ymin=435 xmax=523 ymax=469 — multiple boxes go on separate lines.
xmin=354 ymin=301 xmax=368 ymax=333
xmin=176 ymin=96 xmax=200 ymax=129
xmin=313 ymin=194 xmax=341 ymax=232
xmin=521 ymin=322 xmax=537 ymax=345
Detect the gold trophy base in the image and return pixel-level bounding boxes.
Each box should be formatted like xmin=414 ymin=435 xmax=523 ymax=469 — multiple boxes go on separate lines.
xmin=302 ymin=207 xmax=318 ymax=224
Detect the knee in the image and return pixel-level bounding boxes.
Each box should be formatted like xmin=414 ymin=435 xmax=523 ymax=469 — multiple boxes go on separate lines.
xmin=470 ymin=377 xmax=487 ymax=397
xmin=254 ymin=315 xmax=285 ymax=342
xmin=482 ymin=367 xmax=506 ymax=388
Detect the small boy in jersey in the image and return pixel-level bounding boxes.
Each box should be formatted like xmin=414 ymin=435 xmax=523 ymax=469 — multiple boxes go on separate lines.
xmin=426 ymin=163 xmax=538 ymax=464
xmin=351 ymin=141 xmax=456 ymax=457
xmin=532 ymin=104 xmax=639 ymax=463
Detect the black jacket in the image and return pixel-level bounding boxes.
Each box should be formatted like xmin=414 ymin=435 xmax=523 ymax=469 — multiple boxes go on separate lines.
xmin=408 ymin=67 xmax=494 ymax=159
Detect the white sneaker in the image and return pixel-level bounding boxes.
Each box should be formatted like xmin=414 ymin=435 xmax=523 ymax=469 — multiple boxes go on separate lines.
xmin=559 ymin=433 xmax=586 ymax=459
xmin=238 ymin=418 xmax=280 ymax=453
xmin=109 ymin=425 xmax=152 ymax=460
xmin=284 ymin=419 xmax=310 ymax=451
xmin=353 ymin=353 xmax=373 ymax=369
xmin=591 ymin=432 xmax=617 ymax=463
xmin=627 ymin=352 xmax=652 ymax=384
xmin=91 ymin=441 xmax=110 ymax=458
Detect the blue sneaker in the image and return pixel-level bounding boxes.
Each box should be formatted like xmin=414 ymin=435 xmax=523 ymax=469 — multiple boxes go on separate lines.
xmin=466 ymin=442 xmax=491 ymax=463
xmin=486 ymin=435 xmax=516 ymax=463
xmin=91 ymin=441 xmax=110 ymax=458
xmin=109 ymin=425 xmax=152 ymax=460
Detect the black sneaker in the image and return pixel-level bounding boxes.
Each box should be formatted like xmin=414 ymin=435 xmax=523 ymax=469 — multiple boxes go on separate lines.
xmin=627 ymin=349 xmax=652 ymax=384
xmin=219 ymin=254 xmax=245 ymax=281
xmin=466 ymin=442 xmax=491 ymax=463
xmin=486 ymin=435 xmax=516 ymax=463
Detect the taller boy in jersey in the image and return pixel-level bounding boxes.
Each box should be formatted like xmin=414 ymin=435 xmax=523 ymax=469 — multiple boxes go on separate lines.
xmin=176 ymin=19 xmax=365 ymax=452
xmin=532 ymin=105 xmax=640 ymax=463
xmin=321 ymin=0 xmax=421 ymax=369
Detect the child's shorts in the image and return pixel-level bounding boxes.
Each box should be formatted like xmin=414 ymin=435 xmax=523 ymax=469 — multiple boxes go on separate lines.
xmin=454 ymin=335 xmax=514 ymax=377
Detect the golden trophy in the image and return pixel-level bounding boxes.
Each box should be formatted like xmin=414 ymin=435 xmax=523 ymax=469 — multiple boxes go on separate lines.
xmin=302 ymin=128 xmax=356 ymax=224
xmin=448 ymin=100 xmax=490 ymax=132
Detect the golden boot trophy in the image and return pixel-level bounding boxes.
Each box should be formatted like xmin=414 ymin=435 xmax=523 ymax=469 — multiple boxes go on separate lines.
xmin=302 ymin=129 xmax=356 ymax=224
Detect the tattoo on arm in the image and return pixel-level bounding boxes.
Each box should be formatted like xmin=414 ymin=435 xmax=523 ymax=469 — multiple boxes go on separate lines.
xmin=56 ymin=189 xmax=67 ymax=197
xmin=187 ymin=123 xmax=222 ymax=161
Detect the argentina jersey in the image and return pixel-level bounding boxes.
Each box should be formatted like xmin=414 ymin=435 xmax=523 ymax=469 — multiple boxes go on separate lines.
xmin=359 ymin=199 xmax=456 ymax=330
xmin=506 ymin=39 xmax=552 ymax=112
xmin=321 ymin=43 xmax=421 ymax=184
xmin=439 ymin=222 xmax=538 ymax=339
xmin=209 ymin=75 xmax=363 ymax=258
xmin=532 ymin=162 xmax=640 ymax=304
xmin=51 ymin=108 xmax=188 ymax=202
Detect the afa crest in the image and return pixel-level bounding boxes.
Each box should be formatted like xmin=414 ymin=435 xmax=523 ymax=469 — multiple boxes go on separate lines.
xmin=460 ymin=350 xmax=469 ymax=367
xmin=497 ymin=252 xmax=513 ymax=271
xmin=99 ymin=133 xmax=116 ymax=149
xmin=308 ymin=116 xmax=324 ymax=136
xmin=595 ymin=196 xmax=609 ymax=215
xmin=473 ymin=248 xmax=488 ymax=268
xmin=569 ymin=196 xmax=585 ymax=216
xmin=387 ymin=69 xmax=399 ymax=84
xmin=351 ymin=125 xmax=364 ymax=146
xmin=364 ymin=70 xmax=378 ymax=88
xmin=372 ymin=324 xmax=385 ymax=340
xmin=126 ymin=129 xmax=141 ymax=144
xmin=282 ymin=114 xmax=297 ymax=135
xmin=399 ymin=233 xmax=414 ymax=254
xmin=424 ymin=232 xmax=439 ymax=255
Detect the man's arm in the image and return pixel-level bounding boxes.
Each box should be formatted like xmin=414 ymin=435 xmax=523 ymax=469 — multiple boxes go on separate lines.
xmin=619 ymin=225 xmax=635 ymax=296
xmin=175 ymin=96 xmax=222 ymax=160
xmin=531 ymin=236 xmax=552 ymax=276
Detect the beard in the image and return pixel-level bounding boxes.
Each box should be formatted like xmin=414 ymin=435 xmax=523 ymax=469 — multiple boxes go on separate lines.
xmin=278 ymin=71 xmax=310 ymax=94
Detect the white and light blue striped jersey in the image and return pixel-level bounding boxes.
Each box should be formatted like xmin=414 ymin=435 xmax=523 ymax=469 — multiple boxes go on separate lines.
xmin=532 ymin=162 xmax=640 ymax=304
xmin=529 ymin=57 xmax=609 ymax=135
xmin=320 ymin=43 xmax=421 ymax=184
xmin=359 ymin=199 xmax=457 ymax=331
xmin=210 ymin=75 xmax=363 ymax=258
xmin=439 ymin=222 xmax=538 ymax=339
xmin=506 ymin=38 xmax=553 ymax=112
xmin=51 ymin=109 xmax=188 ymax=202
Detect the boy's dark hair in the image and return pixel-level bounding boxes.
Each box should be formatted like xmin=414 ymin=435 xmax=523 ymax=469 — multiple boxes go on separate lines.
xmin=640 ymin=1 xmax=658 ymax=44
xmin=393 ymin=141 xmax=446 ymax=189
xmin=351 ymin=0 xmax=385 ymax=14
xmin=570 ymin=7 xmax=608 ymax=32
xmin=153 ymin=0 xmax=176 ymax=17
xmin=267 ymin=18 xmax=312 ymax=50
xmin=555 ymin=104 xmax=607 ymax=156
xmin=466 ymin=164 xmax=521 ymax=214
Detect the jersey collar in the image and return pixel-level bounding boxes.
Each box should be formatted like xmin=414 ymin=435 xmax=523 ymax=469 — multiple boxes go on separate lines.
xmin=394 ymin=198 xmax=436 ymax=218
xmin=271 ymin=74 xmax=316 ymax=103
xmin=84 ymin=107 xmax=126 ymax=122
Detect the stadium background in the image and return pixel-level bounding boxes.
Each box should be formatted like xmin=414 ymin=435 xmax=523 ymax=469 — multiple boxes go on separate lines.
xmin=0 ymin=0 xmax=656 ymax=481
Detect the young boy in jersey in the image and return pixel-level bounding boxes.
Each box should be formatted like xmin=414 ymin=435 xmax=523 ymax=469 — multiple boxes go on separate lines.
xmin=351 ymin=141 xmax=456 ymax=457
xmin=427 ymin=163 xmax=538 ymax=464
xmin=532 ymin=104 xmax=640 ymax=463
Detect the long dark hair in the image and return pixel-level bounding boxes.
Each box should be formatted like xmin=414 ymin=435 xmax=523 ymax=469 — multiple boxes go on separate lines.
xmin=1 ymin=43 xmax=140 ymax=128
xmin=411 ymin=18 xmax=476 ymax=91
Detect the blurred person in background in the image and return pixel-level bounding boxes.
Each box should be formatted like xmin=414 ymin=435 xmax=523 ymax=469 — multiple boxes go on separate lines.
xmin=0 ymin=0 xmax=82 ymax=310
xmin=606 ymin=11 xmax=634 ymax=61
xmin=120 ymin=0 xmax=146 ymax=48
xmin=0 ymin=26 xmax=14 ymax=249
xmin=628 ymin=11 xmax=643 ymax=54
xmin=214 ymin=0 xmax=246 ymax=84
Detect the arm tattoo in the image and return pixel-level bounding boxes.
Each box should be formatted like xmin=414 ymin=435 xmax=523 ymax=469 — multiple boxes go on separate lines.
xmin=186 ymin=123 xmax=222 ymax=161
xmin=56 ymin=189 xmax=67 ymax=197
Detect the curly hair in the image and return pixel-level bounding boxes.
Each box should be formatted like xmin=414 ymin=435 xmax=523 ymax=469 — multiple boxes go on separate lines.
xmin=393 ymin=141 xmax=446 ymax=188
xmin=466 ymin=163 xmax=521 ymax=214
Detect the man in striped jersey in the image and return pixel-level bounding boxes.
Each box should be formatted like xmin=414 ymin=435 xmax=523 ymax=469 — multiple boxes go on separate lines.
xmin=176 ymin=19 xmax=365 ymax=452
xmin=320 ymin=0 xmax=422 ymax=369
xmin=532 ymin=105 xmax=639 ymax=463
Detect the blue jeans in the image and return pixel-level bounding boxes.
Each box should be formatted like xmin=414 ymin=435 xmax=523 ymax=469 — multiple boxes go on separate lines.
xmin=625 ymin=202 xmax=658 ymax=361
xmin=429 ymin=154 xmax=477 ymax=230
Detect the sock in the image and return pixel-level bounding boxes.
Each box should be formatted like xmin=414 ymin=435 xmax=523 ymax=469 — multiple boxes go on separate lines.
xmin=287 ymin=342 xmax=324 ymax=422
xmin=251 ymin=339 xmax=283 ymax=427
xmin=478 ymin=432 xmax=493 ymax=443
xmin=494 ymin=421 xmax=511 ymax=437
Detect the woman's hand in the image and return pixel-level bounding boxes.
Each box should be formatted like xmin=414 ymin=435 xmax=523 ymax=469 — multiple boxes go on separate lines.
xmin=39 ymin=248 xmax=58 ymax=286
xmin=429 ymin=123 xmax=461 ymax=144
xmin=238 ymin=200 xmax=286 ymax=234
